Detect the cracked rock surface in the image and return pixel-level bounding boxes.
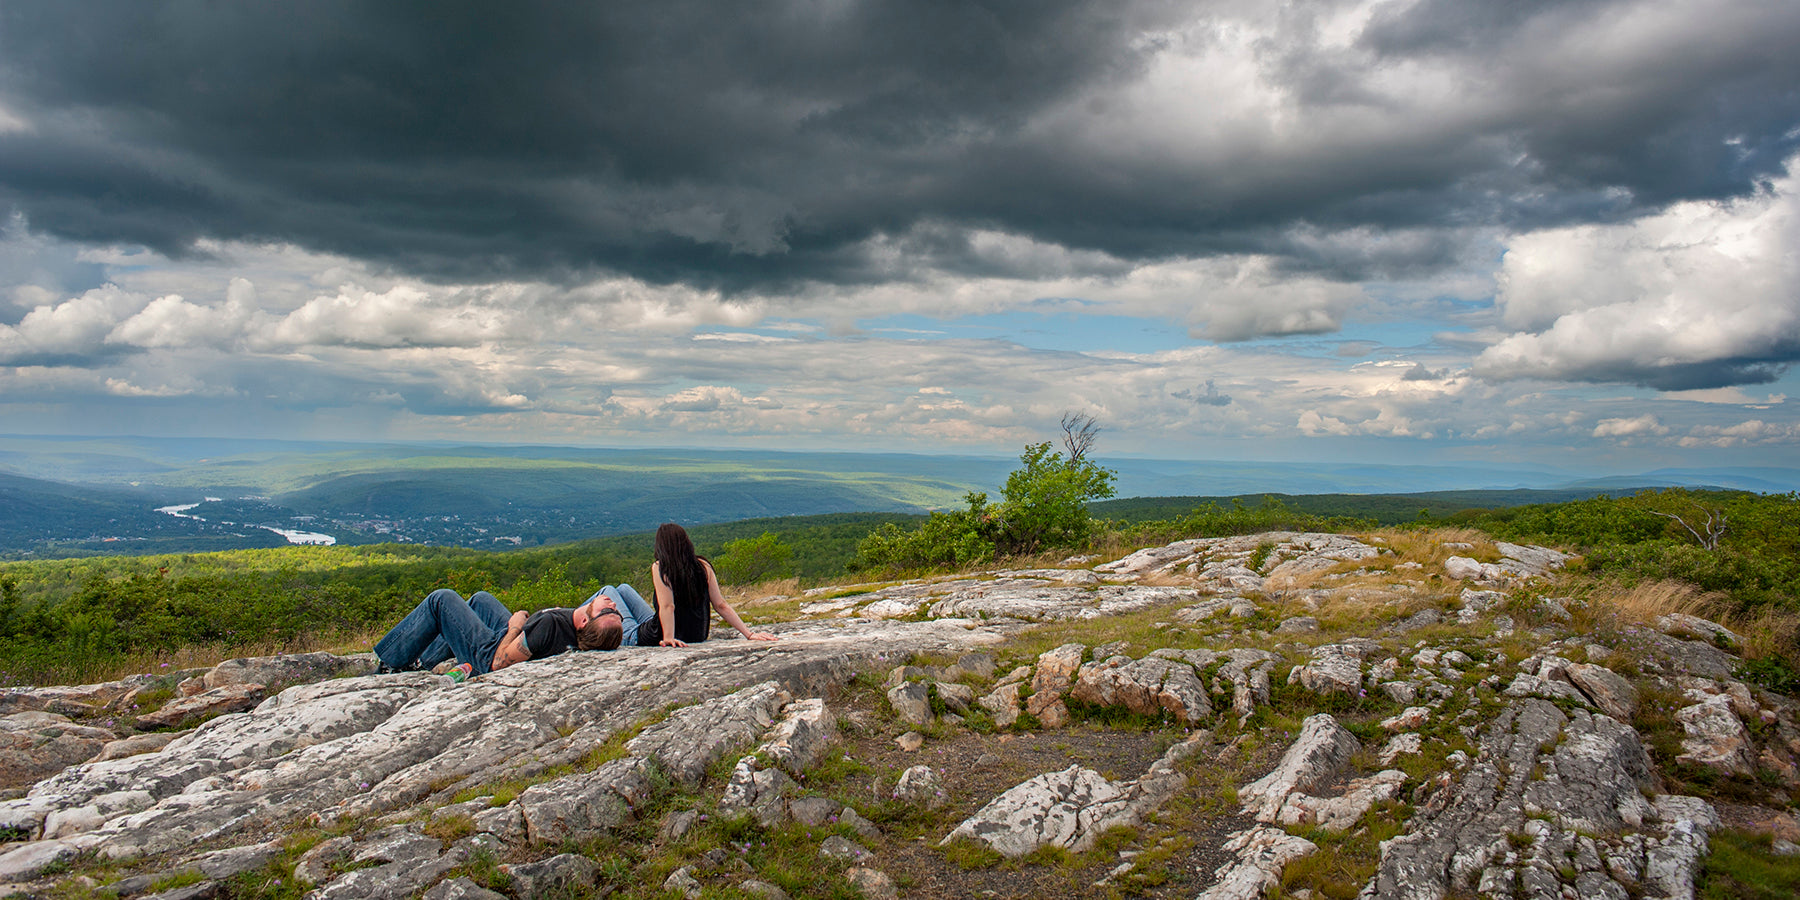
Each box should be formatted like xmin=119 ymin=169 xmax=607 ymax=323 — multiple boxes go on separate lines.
xmin=0 ymin=530 xmax=1784 ymax=900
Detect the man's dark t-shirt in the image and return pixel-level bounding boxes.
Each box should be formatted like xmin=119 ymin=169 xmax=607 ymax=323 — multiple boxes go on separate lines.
xmin=521 ymin=608 xmax=579 ymax=659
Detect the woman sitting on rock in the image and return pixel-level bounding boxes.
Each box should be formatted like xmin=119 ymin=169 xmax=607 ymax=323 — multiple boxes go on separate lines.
xmin=640 ymin=522 xmax=779 ymax=647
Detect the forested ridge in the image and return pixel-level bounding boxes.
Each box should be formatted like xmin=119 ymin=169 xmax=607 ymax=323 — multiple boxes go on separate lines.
xmin=2 ymin=488 xmax=1795 ymax=690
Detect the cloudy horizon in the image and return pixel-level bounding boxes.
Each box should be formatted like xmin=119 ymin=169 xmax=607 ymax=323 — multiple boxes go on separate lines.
xmin=3 ymin=1 xmax=1798 ymax=474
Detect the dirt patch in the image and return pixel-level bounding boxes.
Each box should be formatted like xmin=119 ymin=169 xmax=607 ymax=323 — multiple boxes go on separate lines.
xmin=1715 ymin=800 xmax=1800 ymax=841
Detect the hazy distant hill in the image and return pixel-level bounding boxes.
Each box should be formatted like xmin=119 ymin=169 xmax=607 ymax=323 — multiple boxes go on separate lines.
xmin=0 ymin=472 xmax=287 ymax=556
xmin=3 ymin=433 xmax=1797 ymax=559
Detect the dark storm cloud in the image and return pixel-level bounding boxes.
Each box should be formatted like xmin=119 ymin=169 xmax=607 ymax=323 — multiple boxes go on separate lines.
xmin=1535 ymin=356 xmax=1793 ymax=393
xmin=1 ymin=0 xmax=1798 ymax=291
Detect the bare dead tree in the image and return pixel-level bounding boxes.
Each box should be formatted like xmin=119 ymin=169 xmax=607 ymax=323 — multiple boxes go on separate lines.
xmin=1650 ymin=502 xmax=1728 ymax=550
xmin=1060 ymin=411 xmax=1101 ymax=462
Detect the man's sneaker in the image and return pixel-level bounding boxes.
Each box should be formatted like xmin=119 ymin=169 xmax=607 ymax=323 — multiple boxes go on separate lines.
xmin=445 ymin=663 xmax=473 ymax=684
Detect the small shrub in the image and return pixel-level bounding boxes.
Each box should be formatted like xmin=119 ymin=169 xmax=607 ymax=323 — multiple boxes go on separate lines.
xmin=1740 ymin=655 xmax=1800 ymax=695
xmin=421 ymin=814 xmax=474 ymax=842
xmin=940 ymin=837 xmax=1004 ymax=870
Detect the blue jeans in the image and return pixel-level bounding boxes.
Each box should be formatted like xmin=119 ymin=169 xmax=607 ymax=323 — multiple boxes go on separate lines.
xmin=591 ymin=583 xmax=653 ymax=646
xmin=375 ymin=589 xmax=512 ymax=675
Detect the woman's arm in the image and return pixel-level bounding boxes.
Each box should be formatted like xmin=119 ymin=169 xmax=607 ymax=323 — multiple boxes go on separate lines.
xmin=490 ymin=610 xmax=532 ymax=671
xmin=651 ymin=560 xmax=687 ymax=648
xmin=704 ymin=560 xmax=778 ymax=641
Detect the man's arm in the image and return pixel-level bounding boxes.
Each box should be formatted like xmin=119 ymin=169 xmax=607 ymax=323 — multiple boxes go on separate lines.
xmin=490 ymin=610 xmax=532 ymax=671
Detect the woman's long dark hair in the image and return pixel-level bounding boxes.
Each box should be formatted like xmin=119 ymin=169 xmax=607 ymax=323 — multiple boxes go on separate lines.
xmin=654 ymin=523 xmax=708 ymax=606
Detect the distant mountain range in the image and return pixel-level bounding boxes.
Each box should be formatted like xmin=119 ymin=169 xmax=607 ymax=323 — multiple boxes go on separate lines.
xmin=1 ymin=433 xmax=1794 ymax=559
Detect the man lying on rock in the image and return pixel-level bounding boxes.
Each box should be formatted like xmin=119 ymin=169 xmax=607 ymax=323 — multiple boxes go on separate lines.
xmin=373 ymin=583 xmax=658 ymax=677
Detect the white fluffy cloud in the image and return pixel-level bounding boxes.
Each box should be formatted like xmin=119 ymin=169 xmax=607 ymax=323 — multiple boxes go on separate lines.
xmin=0 ymin=284 xmax=140 ymax=363
xmin=1593 ymin=415 xmax=1669 ymax=439
xmin=264 ymin=284 xmax=522 ymax=349
xmin=1475 ymin=154 xmax=1800 ymax=390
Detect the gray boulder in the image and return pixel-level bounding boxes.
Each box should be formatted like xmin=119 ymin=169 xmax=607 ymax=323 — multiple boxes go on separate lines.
xmin=1287 ymin=643 xmax=1373 ymax=698
xmin=761 ymin=698 xmax=837 ymax=776
xmin=892 ymin=765 xmax=944 ymax=807
xmin=1675 ymin=697 xmax=1756 ymax=775
xmin=1567 ymin=663 xmax=1639 ymax=721
xmin=204 ymin=652 xmax=375 ymax=691
xmin=0 ymin=712 xmax=115 ymax=790
xmin=977 ymin=682 xmax=1022 ymax=728
xmin=626 ymin=680 xmax=789 ymax=787
xmin=718 ymin=756 xmax=795 ymax=827
xmin=885 ymin=682 xmax=932 ymax=726
xmin=1239 ymin=714 xmax=1361 ymax=823
xmin=517 ymin=756 xmax=652 ymax=843
xmin=502 ymin=853 xmax=598 ymax=900
xmin=1069 ymin=656 xmax=1211 ymax=724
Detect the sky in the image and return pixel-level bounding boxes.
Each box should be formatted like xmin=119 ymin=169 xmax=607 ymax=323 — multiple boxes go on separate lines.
xmin=2 ymin=0 xmax=1799 ymax=474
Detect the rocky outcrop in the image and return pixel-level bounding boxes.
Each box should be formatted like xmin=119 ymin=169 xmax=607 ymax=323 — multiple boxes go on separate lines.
xmin=1444 ymin=542 xmax=1572 ymax=583
xmin=1287 ymin=640 xmax=1377 ymax=698
xmin=1238 ymin=714 xmax=1362 ymax=823
xmin=941 ymin=731 xmax=1206 ymax=858
xmin=0 ymin=713 xmax=115 ymax=791
xmin=1197 ymin=826 xmax=1318 ymax=900
xmin=1025 ymin=642 xmax=1085 ymax=728
xmin=1068 ymin=655 xmax=1211 ymax=724
xmin=1097 ymin=532 xmax=1381 ymax=594
xmin=1358 ymin=699 xmax=1684 ymax=900
xmin=0 ymin=531 xmax=1779 ymax=900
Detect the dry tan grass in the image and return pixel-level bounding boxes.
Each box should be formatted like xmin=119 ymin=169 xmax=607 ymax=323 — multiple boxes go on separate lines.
xmin=1733 ymin=605 xmax=1800 ymax=662
xmin=1365 ymin=526 xmax=1502 ymax=564
xmin=1581 ymin=577 xmax=1800 ymax=662
xmin=723 ymin=577 xmax=801 ymax=605
xmin=1594 ymin=578 xmax=1724 ymax=624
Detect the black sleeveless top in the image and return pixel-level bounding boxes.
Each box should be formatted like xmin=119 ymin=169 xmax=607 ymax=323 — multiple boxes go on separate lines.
xmin=668 ymin=561 xmax=713 ymax=643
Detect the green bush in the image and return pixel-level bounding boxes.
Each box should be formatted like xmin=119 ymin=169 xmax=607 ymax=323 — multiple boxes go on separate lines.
xmin=989 ymin=441 xmax=1117 ymax=555
xmin=1118 ymin=495 xmax=1371 ymax=544
xmin=854 ymin=440 xmax=1116 ymax=572
xmin=852 ymin=494 xmax=995 ymax=572
xmin=713 ymin=532 xmax=795 ymax=585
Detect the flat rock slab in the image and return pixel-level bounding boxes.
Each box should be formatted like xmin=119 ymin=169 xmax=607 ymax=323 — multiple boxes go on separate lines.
xmin=625 ymin=682 xmax=789 ymax=788
xmin=928 ymin=583 xmax=1198 ymax=621
xmin=0 ymin=713 xmax=115 ymax=790
xmin=0 ymin=618 xmax=996 ymax=877
xmin=806 ymin=577 xmax=1200 ymax=622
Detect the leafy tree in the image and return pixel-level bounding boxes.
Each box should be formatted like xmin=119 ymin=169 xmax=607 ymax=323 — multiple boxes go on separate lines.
xmin=713 ymin=532 xmax=796 ymax=585
xmin=855 ymin=422 xmax=1117 ymax=570
xmin=990 ymin=441 xmax=1117 ymax=554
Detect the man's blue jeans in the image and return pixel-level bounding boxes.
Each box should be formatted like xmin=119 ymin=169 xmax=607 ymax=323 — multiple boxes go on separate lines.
xmin=375 ymin=589 xmax=511 ymax=675
xmin=592 ymin=583 xmax=653 ymax=645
